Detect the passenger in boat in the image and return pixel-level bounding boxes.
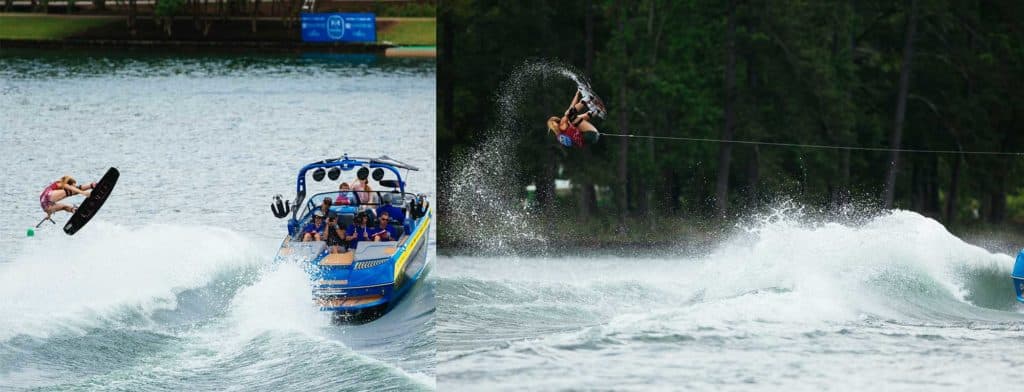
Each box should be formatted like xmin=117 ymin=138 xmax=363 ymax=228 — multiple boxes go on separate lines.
xmin=369 ymin=211 xmax=399 ymax=242
xmin=352 ymin=179 xmax=374 ymax=205
xmin=335 ymin=182 xmax=355 ymax=205
xmin=546 ymin=90 xmax=600 ymax=148
xmin=352 ymin=170 xmax=376 ymax=205
xmin=376 ymin=191 xmax=406 ymax=224
xmin=324 ymin=213 xmax=347 ymax=253
xmin=319 ymin=197 xmax=333 ymax=217
xmin=39 ymin=175 xmax=96 ymax=218
xmin=302 ymin=212 xmax=326 ymax=242
xmin=345 ymin=212 xmax=372 ymax=249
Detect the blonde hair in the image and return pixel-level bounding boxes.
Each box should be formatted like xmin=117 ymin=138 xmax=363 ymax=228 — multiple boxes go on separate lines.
xmin=547 ymin=116 xmax=560 ymax=135
xmin=60 ymin=175 xmax=76 ymax=186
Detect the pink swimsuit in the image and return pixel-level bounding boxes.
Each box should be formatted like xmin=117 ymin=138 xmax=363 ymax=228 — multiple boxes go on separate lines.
xmin=39 ymin=181 xmax=61 ymax=211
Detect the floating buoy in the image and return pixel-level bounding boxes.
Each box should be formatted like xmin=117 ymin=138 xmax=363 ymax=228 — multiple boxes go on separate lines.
xmin=26 ymin=228 xmax=34 ymax=237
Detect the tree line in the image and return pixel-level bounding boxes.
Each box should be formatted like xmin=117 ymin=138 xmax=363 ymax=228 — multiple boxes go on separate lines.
xmin=5 ymin=0 xmax=433 ymax=37
xmin=438 ymin=0 xmax=1024 ymax=228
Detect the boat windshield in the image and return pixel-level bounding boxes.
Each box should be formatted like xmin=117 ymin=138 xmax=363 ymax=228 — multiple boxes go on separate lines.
xmin=302 ymin=190 xmax=413 ymax=218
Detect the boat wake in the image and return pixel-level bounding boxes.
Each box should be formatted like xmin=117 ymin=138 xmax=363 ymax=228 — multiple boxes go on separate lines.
xmin=438 ymin=209 xmax=1024 ymax=389
xmin=0 ymin=221 xmax=261 ymax=342
xmin=0 ymin=222 xmax=434 ymax=391
xmin=695 ymin=209 xmax=1021 ymax=322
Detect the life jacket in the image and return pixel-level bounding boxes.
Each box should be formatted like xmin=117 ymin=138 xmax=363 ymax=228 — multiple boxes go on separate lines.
xmin=557 ymin=123 xmax=585 ymax=148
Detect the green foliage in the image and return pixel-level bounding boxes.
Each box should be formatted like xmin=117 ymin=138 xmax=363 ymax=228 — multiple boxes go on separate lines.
xmin=375 ymin=3 xmax=436 ymax=17
xmin=0 ymin=16 xmax=119 ymax=40
xmin=378 ymin=19 xmax=436 ymax=45
xmin=154 ymin=0 xmax=186 ymax=16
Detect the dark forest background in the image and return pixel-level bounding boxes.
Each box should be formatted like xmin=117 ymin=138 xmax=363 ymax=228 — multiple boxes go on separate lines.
xmin=438 ymin=0 xmax=1024 ymax=244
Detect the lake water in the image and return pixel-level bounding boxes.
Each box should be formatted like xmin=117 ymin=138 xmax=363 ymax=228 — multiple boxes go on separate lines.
xmin=0 ymin=50 xmax=436 ymax=390
xmin=437 ymin=210 xmax=1024 ymax=390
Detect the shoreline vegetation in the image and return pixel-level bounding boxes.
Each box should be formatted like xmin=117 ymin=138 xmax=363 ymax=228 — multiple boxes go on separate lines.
xmin=0 ymin=13 xmax=435 ymax=53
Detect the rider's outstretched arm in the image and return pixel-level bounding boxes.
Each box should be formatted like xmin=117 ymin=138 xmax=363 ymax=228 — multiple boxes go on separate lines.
xmin=63 ymin=184 xmax=85 ymax=195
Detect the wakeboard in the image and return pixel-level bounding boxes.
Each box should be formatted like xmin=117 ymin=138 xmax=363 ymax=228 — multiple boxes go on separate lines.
xmin=572 ymin=75 xmax=607 ymax=119
xmin=63 ymin=167 xmax=119 ymax=235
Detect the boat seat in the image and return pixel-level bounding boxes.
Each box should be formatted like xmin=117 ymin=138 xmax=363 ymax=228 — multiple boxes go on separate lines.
xmin=338 ymin=213 xmax=354 ymax=229
xmin=390 ymin=223 xmax=405 ymax=238
xmin=321 ymin=251 xmax=354 ymax=266
xmin=329 ymin=205 xmax=357 ymax=215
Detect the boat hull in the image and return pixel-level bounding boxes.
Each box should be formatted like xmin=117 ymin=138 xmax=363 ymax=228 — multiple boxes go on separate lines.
xmin=275 ymin=210 xmax=432 ymax=318
xmin=1013 ymin=250 xmax=1024 ymax=302
xmin=317 ymin=221 xmax=430 ymax=314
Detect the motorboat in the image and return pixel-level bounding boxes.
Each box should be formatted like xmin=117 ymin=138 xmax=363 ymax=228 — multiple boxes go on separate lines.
xmin=271 ymin=154 xmax=431 ymax=317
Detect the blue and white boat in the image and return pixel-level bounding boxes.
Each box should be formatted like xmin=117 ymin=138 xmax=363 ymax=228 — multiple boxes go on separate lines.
xmin=271 ymin=154 xmax=431 ymax=317
xmin=1013 ymin=250 xmax=1024 ymax=303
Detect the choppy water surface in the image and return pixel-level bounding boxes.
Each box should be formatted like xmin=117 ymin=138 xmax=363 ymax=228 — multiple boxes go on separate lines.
xmin=0 ymin=50 xmax=436 ymax=390
xmin=438 ymin=211 xmax=1024 ymax=390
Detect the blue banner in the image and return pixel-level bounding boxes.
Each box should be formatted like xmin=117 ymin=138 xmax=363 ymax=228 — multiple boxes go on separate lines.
xmin=301 ymin=13 xmax=377 ymax=43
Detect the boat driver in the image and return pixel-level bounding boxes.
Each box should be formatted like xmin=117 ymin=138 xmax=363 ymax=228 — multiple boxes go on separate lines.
xmin=376 ymin=191 xmax=406 ymax=224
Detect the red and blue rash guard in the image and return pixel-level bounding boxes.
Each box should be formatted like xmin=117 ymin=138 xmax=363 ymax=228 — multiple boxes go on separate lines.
xmin=557 ymin=123 xmax=586 ymax=148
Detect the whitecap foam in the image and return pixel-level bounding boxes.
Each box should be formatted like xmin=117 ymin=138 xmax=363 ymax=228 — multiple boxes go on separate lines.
xmin=691 ymin=209 xmax=1013 ymax=320
xmin=225 ymin=262 xmax=329 ymax=340
xmin=0 ymin=221 xmax=260 ymax=341
xmin=583 ymin=209 xmax=1021 ymax=343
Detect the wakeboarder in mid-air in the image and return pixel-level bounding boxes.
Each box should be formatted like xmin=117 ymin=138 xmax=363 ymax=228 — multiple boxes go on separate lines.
xmin=39 ymin=175 xmax=95 ymax=222
xmin=33 ymin=168 xmax=120 ymax=235
xmin=547 ymin=85 xmax=606 ymax=148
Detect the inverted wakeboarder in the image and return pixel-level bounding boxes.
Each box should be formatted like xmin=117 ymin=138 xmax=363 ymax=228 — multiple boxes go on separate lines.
xmin=547 ymin=84 xmax=607 ymax=148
